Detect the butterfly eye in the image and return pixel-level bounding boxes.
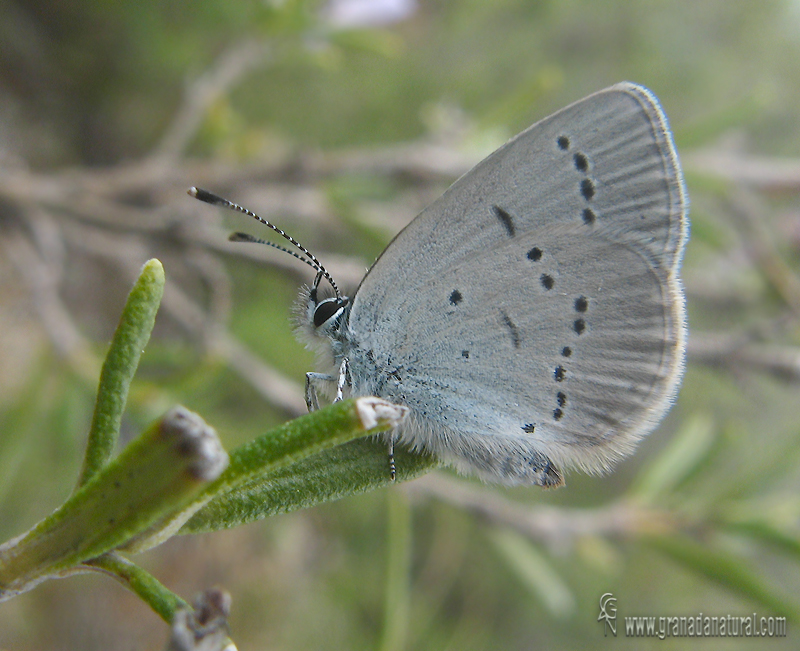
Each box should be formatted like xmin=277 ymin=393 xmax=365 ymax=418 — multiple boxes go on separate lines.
xmin=313 ymin=297 xmax=348 ymax=328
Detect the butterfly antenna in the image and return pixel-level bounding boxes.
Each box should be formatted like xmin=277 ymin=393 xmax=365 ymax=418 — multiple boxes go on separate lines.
xmin=228 ymin=232 xmax=316 ymax=268
xmin=189 ymin=187 xmax=341 ymax=298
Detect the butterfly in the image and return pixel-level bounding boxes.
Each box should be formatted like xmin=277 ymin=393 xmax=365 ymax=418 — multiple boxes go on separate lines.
xmin=191 ymin=81 xmax=688 ymax=487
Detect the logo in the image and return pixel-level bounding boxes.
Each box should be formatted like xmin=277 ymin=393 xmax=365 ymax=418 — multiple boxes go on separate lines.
xmin=599 ymin=592 xmax=618 ymax=636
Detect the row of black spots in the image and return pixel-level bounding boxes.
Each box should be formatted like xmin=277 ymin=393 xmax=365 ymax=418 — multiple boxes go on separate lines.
xmin=552 ymin=347 xmax=570 ymax=420
xmin=573 ymin=295 xmax=588 ymax=335
xmin=556 ymin=136 xmax=591 ymax=177
xmin=556 ymin=134 xmax=597 ymax=225
xmin=553 ymin=390 xmax=567 ymax=422
xmin=525 ymin=245 xmax=558 ymax=292
xmin=550 ymin=296 xmax=590 ymax=420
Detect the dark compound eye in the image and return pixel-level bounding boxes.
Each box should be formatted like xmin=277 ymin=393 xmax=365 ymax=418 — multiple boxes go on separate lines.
xmin=314 ymin=298 xmax=346 ymax=327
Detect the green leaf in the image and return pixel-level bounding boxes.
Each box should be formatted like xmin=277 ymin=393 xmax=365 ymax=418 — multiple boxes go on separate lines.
xmin=630 ymin=413 xmax=716 ymax=503
xmin=181 ymin=434 xmax=438 ymax=533
xmin=0 ymin=407 xmax=226 ymax=601
xmin=83 ymin=552 xmax=188 ymax=624
xmin=78 ymin=259 xmax=165 ymax=487
xmin=646 ymin=534 xmax=800 ymax=622
xmin=129 ymin=397 xmax=414 ymax=550
xmin=717 ymin=501 xmax=800 ymax=563
xmin=489 ymin=528 xmax=575 ymax=619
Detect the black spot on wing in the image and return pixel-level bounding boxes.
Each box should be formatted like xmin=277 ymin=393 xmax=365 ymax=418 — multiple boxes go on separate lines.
xmin=449 ymin=290 xmax=462 ymax=306
xmin=541 ymin=462 xmax=563 ymax=487
xmin=500 ymin=310 xmax=521 ymax=348
xmin=493 ymin=205 xmax=515 ymax=237
xmin=556 ymin=141 xmax=600 ymax=226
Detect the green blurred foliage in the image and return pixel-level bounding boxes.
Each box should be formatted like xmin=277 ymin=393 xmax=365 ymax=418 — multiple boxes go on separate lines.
xmin=2 ymin=0 xmax=800 ymax=649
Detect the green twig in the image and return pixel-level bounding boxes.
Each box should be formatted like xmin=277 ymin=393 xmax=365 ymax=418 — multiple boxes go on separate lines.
xmin=379 ymin=490 xmax=413 ymax=651
xmin=83 ymin=552 xmax=188 ymax=623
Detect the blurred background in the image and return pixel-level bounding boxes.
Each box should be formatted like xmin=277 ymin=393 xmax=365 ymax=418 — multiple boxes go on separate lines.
xmin=2 ymin=0 xmax=800 ymax=648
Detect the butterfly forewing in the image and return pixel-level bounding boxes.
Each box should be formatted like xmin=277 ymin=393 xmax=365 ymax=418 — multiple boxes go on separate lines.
xmin=341 ymin=82 xmax=687 ymax=485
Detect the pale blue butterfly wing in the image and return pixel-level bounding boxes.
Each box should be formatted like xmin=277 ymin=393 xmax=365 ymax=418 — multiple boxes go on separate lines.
xmin=337 ymin=82 xmax=688 ymax=486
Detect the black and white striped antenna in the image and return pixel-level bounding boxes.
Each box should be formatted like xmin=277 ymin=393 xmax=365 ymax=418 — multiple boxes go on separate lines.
xmin=188 ymin=187 xmax=341 ymax=298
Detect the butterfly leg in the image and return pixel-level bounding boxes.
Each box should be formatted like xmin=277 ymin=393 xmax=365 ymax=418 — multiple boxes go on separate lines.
xmin=335 ymin=358 xmax=349 ymax=402
xmin=387 ymin=434 xmax=396 ymax=481
xmin=305 ymin=358 xmax=351 ymax=411
xmin=305 ymin=372 xmax=335 ymax=412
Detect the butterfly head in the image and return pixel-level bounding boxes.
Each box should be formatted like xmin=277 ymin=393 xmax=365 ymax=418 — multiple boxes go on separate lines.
xmin=187 ymin=187 xmax=348 ymax=343
xmin=306 ymin=271 xmax=350 ymax=339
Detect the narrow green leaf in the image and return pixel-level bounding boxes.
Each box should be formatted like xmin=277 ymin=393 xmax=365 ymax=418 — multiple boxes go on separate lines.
xmin=646 ymin=534 xmax=800 ymax=622
xmin=489 ymin=528 xmax=575 ymax=619
xmin=721 ymin=519 xmax=800 ymax=562
xmin=0 ymin=407 xmax=226 ymax=601
xmin=78 ymin=259 xmax=165 ymax=487
xmin=83 ymin=552 xmax=188 ymax=624
xmin=630 ymin=413 xmax=715 ymax=503
xmin=181 ymin=409 xmax=438 ymax=534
